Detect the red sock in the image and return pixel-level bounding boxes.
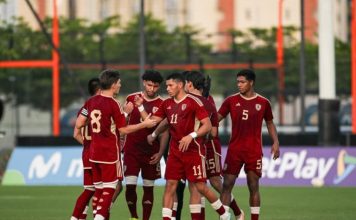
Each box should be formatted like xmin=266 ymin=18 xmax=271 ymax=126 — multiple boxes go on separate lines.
xmin=252 ymin=214 xmax=259 ymax=220
xmin=125 ymin=185 xmax=138 ymax=218
xmin=216 ymin=206 xmax=226 ymax=215
xmin=142 ymin=186 xmax=154 ymax=220
xmin=72 ymin=189 xmax=95 ymax=218
xmin=92 ymin=188 xmax=103 ymax=217
xmin=190 ymin=213 xmax=201 ymax=220
xmin=230 ymin=198 xmax=242 ymax=216
xmin=201 ymin=197 xmax=205 ymax=220
xmin=96 ymin=188 xmax=115 ymax=218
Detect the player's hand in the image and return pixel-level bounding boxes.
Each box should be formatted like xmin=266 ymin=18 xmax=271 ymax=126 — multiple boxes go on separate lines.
xmin=178 ymin=135 xmax=193 ymax=152
xmin=142 ymin=113 xmax=157 ymax=128
xmin=271 ymin=142 xmax=280 ymax=160
xmin=123 ymin=102 xmax=134 ymax=115
xmin=149 ymin=152 xmax=163 ymax=164
xmin=147 ymin=134 xmax=156 ymax=145
xmin=134 ymin=95 xmax=144 ymax=107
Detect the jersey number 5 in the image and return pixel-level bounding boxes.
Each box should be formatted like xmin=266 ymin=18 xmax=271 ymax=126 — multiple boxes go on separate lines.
xmin=90 ymin=109 xmax=102 ymax=133
xmin=242 ymin=110 xmax=249 ymax=120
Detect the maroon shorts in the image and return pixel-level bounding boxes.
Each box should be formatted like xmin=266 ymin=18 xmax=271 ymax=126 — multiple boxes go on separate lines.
xmin=92 ymin=161 xmax=123 ymax=185
xmin=83 ymin=168 xmax=94 ymax=187
xmin=223 ymin=149 xmax=263 ymax=177
xmin=123 ymin=147 xmax=161 ymax=180
xmin=205 ymin=139 xmax=222 ymax=178
xmin=165 ymin=147 xmax=207 ymax=182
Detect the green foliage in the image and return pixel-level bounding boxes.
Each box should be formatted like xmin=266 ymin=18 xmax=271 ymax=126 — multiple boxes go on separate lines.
xmin=0 ymin=15 xmax=352 ymax=110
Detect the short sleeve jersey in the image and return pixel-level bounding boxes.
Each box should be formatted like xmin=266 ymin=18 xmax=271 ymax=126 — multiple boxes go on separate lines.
xmin=124 ymin=92 xmax=164 ymax=153
xmin=81 ymin=94 xmax=126 ymax=163
xmin=218 ymin=93 xmax=273 ymax=155
xmin=153 ymin=94 xmax=209 ymax=153
xmin=190 ymin=93 xmax=218 ymax=127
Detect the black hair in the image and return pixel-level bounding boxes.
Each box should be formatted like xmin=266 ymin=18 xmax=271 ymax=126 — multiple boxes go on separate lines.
xmin=142 ymin=69 xmax=163 ymax=84
xmin=166 ymin=72 xmax=186 ymax=86
xmin=180 ymin=70 xmax=190 ymax=79
xmin=99 ymin=69 xmax=120 ymax=90
xmin=202 ymin=75 xmax=211 ymax=98
xmin=185 ymin=71 xmax=205 ymax=91
xmin=88 ymin=77 xmax=100 ymax=96
xmin=236 ymin=69 xmax=256 ymax=83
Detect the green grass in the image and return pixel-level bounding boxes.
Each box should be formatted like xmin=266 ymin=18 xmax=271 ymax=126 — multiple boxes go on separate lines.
xmin=0 ymin=186 xmax=355 ymax=220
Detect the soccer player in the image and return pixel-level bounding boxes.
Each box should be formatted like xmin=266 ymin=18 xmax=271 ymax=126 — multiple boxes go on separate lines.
xmin=142 ymin=73 xmax=231 ymax=220
xmin=218 ymin=69 xmax=280 ymax=220
xmin=75 ymin=69 xmax=157 ymax=220
xmin=184 ymin=71 xmax=244 ymax=220
xmin=123 ymin=70 xmax=169 ymax=220
xmin=71 ymin=77 xmax=100 ymax=220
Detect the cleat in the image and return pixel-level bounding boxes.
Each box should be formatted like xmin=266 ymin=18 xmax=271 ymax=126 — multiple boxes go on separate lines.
xmin=236 ymin=209 xmax=244 ymax=220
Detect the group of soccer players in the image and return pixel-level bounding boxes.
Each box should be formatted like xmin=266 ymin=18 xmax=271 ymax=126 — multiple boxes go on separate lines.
xmin=70 ymin=68 xmax=280 ymax=220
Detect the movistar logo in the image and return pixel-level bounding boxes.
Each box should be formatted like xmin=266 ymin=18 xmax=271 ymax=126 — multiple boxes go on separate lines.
xmin=333 ymin=150 xmax=356 ymax=184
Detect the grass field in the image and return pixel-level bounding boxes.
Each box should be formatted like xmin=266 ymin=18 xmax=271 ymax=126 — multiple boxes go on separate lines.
xmin=0 ymin=185 xmax=355 ymax=220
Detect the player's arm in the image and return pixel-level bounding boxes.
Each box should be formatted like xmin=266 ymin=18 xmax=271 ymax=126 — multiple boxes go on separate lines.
xmin=149 ymin=129 xmax=169 ymax=164
xmin=73 ymin=114 xmax=87 ymax=145
xmin=118 ymin=114 xmax=160 ymax=135
xmin=217 ymin=113 xmax=225 ymax=122
xmin=210 ymin=126 xmax=218 ymax=138
xmin=179 ymin=117 xmax=212 ymax=152
xmin=266 ymin=120 xmax=280 ymax=160
xmin=147 ymin=118 xmax=169 ymax=145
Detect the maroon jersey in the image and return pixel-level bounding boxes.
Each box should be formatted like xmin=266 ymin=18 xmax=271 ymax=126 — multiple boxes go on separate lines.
xmin=218 ymin=93 xmax=273 ymax=156
xmin=190 ymin=93 xmax=218 ymax=128
xmin=77 ymin=107 xmax=92 ymax=169
xmin=154 ymin=94 xmax=209 ymax=153
xmin=124 ymin=92 xmax=164 ymax=154
xmin=81 ymin=94 xmax=126 ymax=164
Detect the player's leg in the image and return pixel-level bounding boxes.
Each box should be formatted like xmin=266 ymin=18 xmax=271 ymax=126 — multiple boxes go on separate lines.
xmin=162 ymin=179 xmax=179 ymax=220
xmin=184 ymin=151 xmax=229 ymax=220
xmin=247 ymin=171 xmax=260 ymax=220
xmin=245 ymin=155 xmax=262 ymax=220
xmin=71 ymin=168 xmax=95 ymax=220
xmin=172 ymin=193 xmax=178 ymax=220
xmin=188 ymin=181 xmax=202 ymax=220
xmin=141 ymin=161 xmax=161 ymax=220
xmin=163 ymin=149 xmax=185 ymax=220
xmin=175 ymin=179 xmax=186 ymax=220
xmin=91 ymin=163 xmax=103 ymax=218
xmin=94 ymin=163 xmax=119 ymax=220
xmin=124 ymin=150 xmax=140 ymax=219
xmin=209 ymin=176 xmax=243 ymax=220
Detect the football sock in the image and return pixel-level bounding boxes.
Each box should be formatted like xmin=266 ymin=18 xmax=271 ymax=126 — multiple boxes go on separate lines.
xmin=211 ymin=199 xmax=227 ymax=216
xmin=142 ymin=186 xmax=154 ymax=220
xmin=162 ymin=207 xmax=172 ymax=220
xmin=96 ymin=188 xmax=115 ymax=219
xmin=172 ymin=202 xmax=178 ymax=218
xmin=251 ymin=206 xmax=260 ymax=220
xmin=200 ymin=197 xmax=205 ymax=220
xmin=189 ymin=204 xmax=202 ymax=220
xmin=230 ymin=195 xmax=242 ymax=216
xmin=92 ymin=188 xmax=103 ymax=217
xmin=125 ymin=184 xmax=138 ymax=218
xmin=72 ymin=189 xmax=94 ymax=218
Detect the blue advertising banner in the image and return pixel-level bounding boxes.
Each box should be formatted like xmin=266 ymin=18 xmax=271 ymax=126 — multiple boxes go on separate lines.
xmin=3 ymin=146 xmax=356 ymax=186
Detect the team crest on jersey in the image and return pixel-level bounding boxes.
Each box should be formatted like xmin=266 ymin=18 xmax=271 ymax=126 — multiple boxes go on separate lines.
xmin=255 ymin=104 xmax=261 ymax=111
xmin=152 ymin=107 xmax=158 ymax=113
xmin=182 ymin=104 xmax=187 ymax=111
